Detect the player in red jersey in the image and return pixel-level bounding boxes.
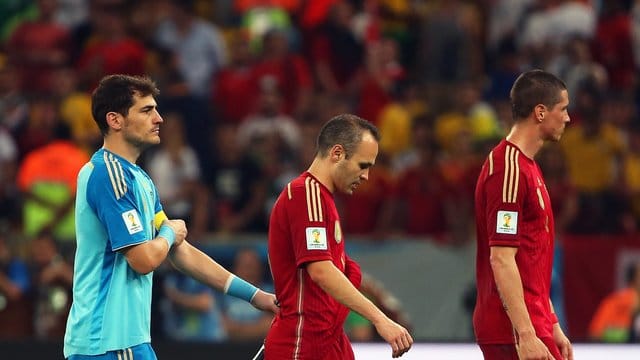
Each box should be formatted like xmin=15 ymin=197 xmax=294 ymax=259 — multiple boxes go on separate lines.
xmin=474 ymin=70 xmax=573 ymax=360
xmin=265 ymin=114 xmax=412 ymax=359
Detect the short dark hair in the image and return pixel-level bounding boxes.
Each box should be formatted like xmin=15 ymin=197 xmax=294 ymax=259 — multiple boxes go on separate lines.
xmin=316 ymin=114 xmax=380 ymax=158
xmin=91 ymin=74 xmax=160 ymax=136
xmin=510 ymin=70 xmax=567 ymax=121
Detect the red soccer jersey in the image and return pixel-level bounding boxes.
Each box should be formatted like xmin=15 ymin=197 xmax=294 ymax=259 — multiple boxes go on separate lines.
xmin=473 ymin=140 xmax=556 ymax=344
xmin=266 ymin=172 xmax=359 ymax=360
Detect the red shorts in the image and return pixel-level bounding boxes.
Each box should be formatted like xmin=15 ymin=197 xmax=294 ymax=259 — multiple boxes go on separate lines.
xmin=479 ymin=337 xmax=562 ymax=360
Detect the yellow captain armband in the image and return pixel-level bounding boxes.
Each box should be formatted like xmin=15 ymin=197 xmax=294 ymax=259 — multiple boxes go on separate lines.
xmin=154 ymin=210 xmax=168 ymax=231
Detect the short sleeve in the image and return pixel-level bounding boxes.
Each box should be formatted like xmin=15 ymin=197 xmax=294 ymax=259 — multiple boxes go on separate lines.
xmin=87 ymin=166 xmax=148 ymax=251
xmin=286 ymin=183 xmax=333 ymax=267
xmin=483 ymin=161 xmax=525 ymax=248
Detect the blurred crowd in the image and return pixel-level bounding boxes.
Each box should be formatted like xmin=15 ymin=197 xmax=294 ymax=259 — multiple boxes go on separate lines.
xmin=2 ymin=0 xmax=640 ymax=342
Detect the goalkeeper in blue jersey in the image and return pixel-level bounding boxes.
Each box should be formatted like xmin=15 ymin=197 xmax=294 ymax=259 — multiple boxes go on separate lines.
xmin=63 ymin=74 xmax=279 ymax=359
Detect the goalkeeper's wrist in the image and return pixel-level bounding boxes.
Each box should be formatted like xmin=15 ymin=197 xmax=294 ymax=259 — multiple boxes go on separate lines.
xmin=224 ymin=274 xmax=259 ymax=303
xmin=158 ymin=224 xmax=176 ymax=248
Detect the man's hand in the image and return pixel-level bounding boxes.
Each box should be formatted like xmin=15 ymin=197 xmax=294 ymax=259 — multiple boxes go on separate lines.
xmin=372 ymin=317 xmax=413 ymax=358
xmin=251 ymin=290 xmax=280 ymax=315
xmin=516 ymin=332 xmax=554 ymax=360
xmin=553 ymin=323 xmax=573 ymax=360
xmin=162 ymin=219 xmax=187 ymax=247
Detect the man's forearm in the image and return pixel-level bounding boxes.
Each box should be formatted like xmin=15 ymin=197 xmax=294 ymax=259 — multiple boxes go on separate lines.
xmin=307 ymin=260 xmax=387 ymax=326
xmin=169 ymin=241 xmax=231 ymax=292
xmin=490 ymin=253 xmax=536 ymax=337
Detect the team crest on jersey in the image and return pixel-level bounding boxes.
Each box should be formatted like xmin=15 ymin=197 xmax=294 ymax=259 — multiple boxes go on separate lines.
xmin=306 ymin=227 xmax=328 ymax=250
xmin=122 ymin=209 xmax=143 ymax=234
xmin=496 ymin=210 xmax=518 ymax=235
xmin=335 ymin=221 xmax=342 ymax=243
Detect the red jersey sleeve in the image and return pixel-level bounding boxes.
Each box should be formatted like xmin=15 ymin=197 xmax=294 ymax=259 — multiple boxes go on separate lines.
xmin=483 ymin=147 xmax=527 ymax=247
xmin=344 ymin=255 xmax=362 ymax=289
xmin=286 ymin=178 xmax=335 ymax=267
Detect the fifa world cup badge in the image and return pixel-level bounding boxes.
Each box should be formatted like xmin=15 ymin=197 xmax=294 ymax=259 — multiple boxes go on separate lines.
xmin=335 ymin=221 xmax=342 ymax=243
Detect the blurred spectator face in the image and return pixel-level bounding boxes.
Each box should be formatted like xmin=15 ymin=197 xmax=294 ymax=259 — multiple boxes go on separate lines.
xmin=29 ymin=97 xmax=58 ymax=128
xmin=37 ymin=0 xmax=58 ymax=19
xmin=214 ymin=123 xmax=240 ymax=161
xmin=30 ymin=235 xmax=56 ymax=267
xmin=263 ymin=30 xmax=289 ymax=57
xmin=257 ymin=88 xmax=282 ymax=116
xmin=330 ymin=1 xmax=354 ymax=27
xmin=50 ymin=68 xmax=78 ymax=97
xmin=379 ymin=38 xmax=399 ymax=64
xmin=230 ymin=32 xmax=252 ymax=65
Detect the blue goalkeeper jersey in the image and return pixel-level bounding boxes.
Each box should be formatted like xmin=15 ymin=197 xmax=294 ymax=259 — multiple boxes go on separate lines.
xmin=64 ymin=148 xmax=166 ymax=358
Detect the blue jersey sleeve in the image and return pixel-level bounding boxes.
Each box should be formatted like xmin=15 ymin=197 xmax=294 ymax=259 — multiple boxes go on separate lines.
xmin=87 ymin=164 xmax=148 ymax=251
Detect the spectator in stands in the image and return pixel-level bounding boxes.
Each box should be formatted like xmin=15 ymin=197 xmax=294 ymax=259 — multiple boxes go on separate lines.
xmin=52 ymin=67 xmax=101 ymax=155
xmin=537 ymin=143 xmax=578 ymax=235
xmin=337 ymin=151 xmax=396 ymax=238
xmin=29 ymin=234 xmax=73 ymax=339
xmin=13 ymin=95 xmax=59 ymax=160
xmin=251 ymin=28 xmax=313 ymax=117
xmin=211 ymin=29 xmax=256 ymax=124
xmin=559 ymin=82 xmax=629 ymax=234
xmin=146 ymin=112 xmax=208 ymax=241
xmin=0 ymin=233 xmax=32 ymax=338
xmin=356 ymin=37 xmax=405 ymax=126
xmin=220 ymin=247 xmax=274 ymax=341
xmin=6 ymin=0 xmax=71 ymax=94
xmin=154 ymin=0 xmax=227 ymax=99
xmin=16 ymin=123 xmax=89 ymax=245
xmin=75 ymin=2 xmax=146 ymax=91
xmin=0 ymin=57 xmax=29 ymax=133
xmin=204 ymin=123 xmax=268 ymax=233
xmin=310 ymin=1 xmax=365 ymax=96
xmin=393 ymin=120 xmax=448 ymax=240
xmin=160 ymin=267 xmax=227 ymax=342
xmin=377 ymin=80 xmax=427 ymax=161
xmin=589 ymin=261 xmax=640 ymax=342
xmin=592 ymin=0 xmax=636 ymax=92
xmin=237 ymin=84 xmax=301 ymax=157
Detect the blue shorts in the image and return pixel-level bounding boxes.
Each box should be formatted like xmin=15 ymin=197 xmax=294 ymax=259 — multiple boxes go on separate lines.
xmin=68 ymin=343 xmax=156 ymax=360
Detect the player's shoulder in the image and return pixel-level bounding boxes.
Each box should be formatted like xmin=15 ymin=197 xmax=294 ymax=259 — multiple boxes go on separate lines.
xmin=86 ymin=149 xmax=135 ymax=199
xmin=484 ymin=141 xmax=526 ymax=175
xmin=278 ymin=172 xmax=326 ymax=204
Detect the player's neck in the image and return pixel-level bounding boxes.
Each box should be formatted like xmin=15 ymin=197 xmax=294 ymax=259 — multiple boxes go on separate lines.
xmin=307 ymin=158 xmax=334 ymax=193
xmin=102 ymin=136 xmax=141 ymax=164
xmin=505 ymin=122 xmax=543 ymax=160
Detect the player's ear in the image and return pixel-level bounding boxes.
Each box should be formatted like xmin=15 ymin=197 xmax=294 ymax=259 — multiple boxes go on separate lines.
xmin=106 ymin=112 xmax=123 ymax=130
xmin=329 ymin=144 xmax=344 ymax=162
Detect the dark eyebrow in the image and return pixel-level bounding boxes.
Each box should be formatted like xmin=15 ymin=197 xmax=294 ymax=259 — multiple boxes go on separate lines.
xmin=140 ymin=104 xmax=156 ymax=112
xmin=359 ymin=162 xmax=374 ymax=170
